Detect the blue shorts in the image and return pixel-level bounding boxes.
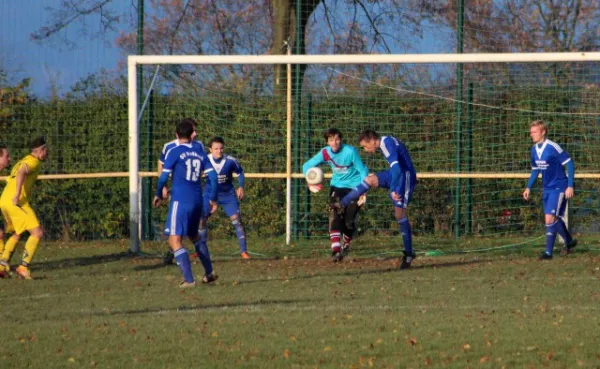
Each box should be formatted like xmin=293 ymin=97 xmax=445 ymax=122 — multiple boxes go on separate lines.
xmin=203 ymin=190 xmax=240 ymax=218
xmin=375 ymin=170 xmax=416 ymax=208
xmin=542 ymin=189 xmax=567 ymax=217
xmin=164 ymin=200 xmax=203 ymax=237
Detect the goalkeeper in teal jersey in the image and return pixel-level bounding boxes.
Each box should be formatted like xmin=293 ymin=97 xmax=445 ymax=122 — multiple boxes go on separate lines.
xmin=302 ymin=128 xmax=368 ymax=262
xmin=332 ymin=129 xmax=418 ymax=269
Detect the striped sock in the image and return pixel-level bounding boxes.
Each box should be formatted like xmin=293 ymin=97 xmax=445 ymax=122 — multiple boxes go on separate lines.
xmin=330 ymin=231 xmax=341 ymax=251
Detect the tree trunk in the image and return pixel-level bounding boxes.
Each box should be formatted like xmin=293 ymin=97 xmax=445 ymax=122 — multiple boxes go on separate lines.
xmin=271 ymin=0 xmax=320 ymax=97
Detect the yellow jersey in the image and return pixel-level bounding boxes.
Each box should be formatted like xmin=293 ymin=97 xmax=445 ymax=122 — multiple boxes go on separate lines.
xmin=0 ymin=154 xmax=42 ymax=205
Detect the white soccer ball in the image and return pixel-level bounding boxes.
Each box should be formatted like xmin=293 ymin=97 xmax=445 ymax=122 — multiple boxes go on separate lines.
xmin=305 ymin=167 xmax=324 ymax=185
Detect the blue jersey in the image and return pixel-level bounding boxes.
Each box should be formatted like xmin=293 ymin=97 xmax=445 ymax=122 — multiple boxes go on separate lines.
xmin=530 ymin=139 xmax=571 ymax=190
xmin=380 ymin=136 xmax=416 ymax=175
xmin=159 ymin=139 xmax=206 ymax=165
xmin=302 ymin=144 xmax=368 ymax=189
xmin=205 ymin=154 xmax=245 ymax=194
xmin=161 ymin=142 xmax=214 ymax=204
xmin=379 ymin=135 xmax=416 ymax=193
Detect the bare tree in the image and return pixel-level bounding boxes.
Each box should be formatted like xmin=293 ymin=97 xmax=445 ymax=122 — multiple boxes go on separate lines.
xmin=32 ymin=0 xmax=433 ymax=95
xmin=423 ymin=0 xmax=600 ymax=53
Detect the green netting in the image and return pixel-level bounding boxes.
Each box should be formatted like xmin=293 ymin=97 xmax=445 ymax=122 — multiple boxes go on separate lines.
xmin=2 ymin=59 xmax=599 ymax=258
xmin=132 ymin=61 xmax=600 ymax=256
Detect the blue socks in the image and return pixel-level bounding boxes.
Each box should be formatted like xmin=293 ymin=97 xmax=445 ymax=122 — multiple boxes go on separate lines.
xmin=545 ymin=220 xmax=558 ymax=255
xmin=232 ymin=219 xmax=247 ymax=253
xmin=174 ymin=248 xmax=194 ymax=283
xmin=341 ymin=181 xmax=370 ymax=207
xmin=555 ymin=218 xmax=572 ymax=245
xmin=198 ymin=227 xmax=208 ymax=249
xmin=194 ymin=238 xmax=213 ymax=275
xmin=398 ymin=217 xmax=413 ymax=254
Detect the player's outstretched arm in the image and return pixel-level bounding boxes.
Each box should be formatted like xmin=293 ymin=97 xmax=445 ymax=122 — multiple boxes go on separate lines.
xmin=302 ymin=151 xmax=324 ymax=176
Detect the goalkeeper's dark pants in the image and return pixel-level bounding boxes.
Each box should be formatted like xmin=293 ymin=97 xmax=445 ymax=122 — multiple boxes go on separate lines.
xmin=329 ymin=186 xmax=360 ymax=238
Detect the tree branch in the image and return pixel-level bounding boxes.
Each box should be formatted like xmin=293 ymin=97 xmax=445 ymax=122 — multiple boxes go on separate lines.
xmin=354 ymin=0 xmax=392 ymax=53
xmin=31 ymin=0 xmax=118 ymax=43
xmin=168 ymin=0 xmax=192 ymax=55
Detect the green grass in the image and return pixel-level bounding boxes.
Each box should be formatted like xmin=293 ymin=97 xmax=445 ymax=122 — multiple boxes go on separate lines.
xmin=1 ymin=238 xmax=600 ymax=368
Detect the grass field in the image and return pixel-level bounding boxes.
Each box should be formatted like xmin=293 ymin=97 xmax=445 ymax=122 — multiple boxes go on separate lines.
xmin=1 ymin=237 xmax=600 ymax=368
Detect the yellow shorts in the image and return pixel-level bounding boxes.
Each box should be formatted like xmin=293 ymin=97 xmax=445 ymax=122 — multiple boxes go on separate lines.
xmin=0 ymin=202 xmax=40 ymax=235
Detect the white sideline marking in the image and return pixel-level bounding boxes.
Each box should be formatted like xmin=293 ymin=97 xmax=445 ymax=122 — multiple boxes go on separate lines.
xmin=91 ymin=303 xmax=600 ymax=318
xmin=13 ymin=293 xmax=53 ymax=300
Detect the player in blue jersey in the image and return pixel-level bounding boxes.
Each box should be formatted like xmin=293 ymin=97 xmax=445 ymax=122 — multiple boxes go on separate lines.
xmin=302 ymin=128 xmax=369 ymax=262
xmin=522 ymin=120 xmax=577 ymax=259
xmin=198 ymin=136 xmax=250 ymax=259
xmin=154 ymin=119 xmax=219 ymax=288
xmin=332 ymin=129 xmax=417 ymax=269
xmin=158 ymin=121 xmax=205 ymax=265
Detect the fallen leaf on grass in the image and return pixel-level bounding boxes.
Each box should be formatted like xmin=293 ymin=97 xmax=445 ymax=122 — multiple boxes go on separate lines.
xmin=463 ymin=343 xmax=471 ymax=350
xmin=480 ymin=356 xmax=489 ymax=363
xmin=283 ymin=349 xmax=290 ymax=359
xmin=409 ymin=337 xmax=418 ymax=346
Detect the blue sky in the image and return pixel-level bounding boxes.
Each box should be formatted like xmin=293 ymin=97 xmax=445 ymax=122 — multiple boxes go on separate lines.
xmin=0 ymin=0 xmax=128 ymax=97
xmin=1 ymin=1 xmax=449 ymax=98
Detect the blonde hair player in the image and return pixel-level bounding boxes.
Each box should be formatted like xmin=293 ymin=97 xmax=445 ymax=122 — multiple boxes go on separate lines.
xmin=523 ymin=120 xmax=577 ymax=259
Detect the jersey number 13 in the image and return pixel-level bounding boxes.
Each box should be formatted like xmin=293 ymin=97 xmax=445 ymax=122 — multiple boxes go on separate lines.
xmin=185 ymin=159 xmax=201 ymax=181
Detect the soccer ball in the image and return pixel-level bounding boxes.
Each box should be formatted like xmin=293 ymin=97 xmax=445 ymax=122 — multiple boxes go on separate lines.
xmin=305 ymin=167 xmax=324 ymax=185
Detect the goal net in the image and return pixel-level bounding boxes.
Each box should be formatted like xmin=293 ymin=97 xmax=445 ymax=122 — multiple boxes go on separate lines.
xmin=128 ymin=53 xmax=600 ymax=256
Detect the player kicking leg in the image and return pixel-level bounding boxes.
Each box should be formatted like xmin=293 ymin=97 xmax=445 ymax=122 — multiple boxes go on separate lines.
xmin=335 ymin=170 xmax=417 ymax=269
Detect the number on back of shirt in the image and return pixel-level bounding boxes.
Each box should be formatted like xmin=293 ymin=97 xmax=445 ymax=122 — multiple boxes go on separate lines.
xmin=185 ymin=158 xmax=201 ymax=181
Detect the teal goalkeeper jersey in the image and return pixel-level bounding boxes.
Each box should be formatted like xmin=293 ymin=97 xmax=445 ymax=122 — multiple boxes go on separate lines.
xmin=302 ymin=144 xmax=368 ymax=189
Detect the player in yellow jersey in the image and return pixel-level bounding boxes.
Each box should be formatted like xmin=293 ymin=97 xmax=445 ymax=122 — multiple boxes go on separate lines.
xmin=0 ymin=137 xmax=48 ymax=279
xmin=0 ymin=144 xmax=11 ymax=278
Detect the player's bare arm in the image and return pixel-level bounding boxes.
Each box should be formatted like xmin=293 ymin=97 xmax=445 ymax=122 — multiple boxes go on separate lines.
xmin=236 ymin=187 xmax=245 ymax=201
xmin=209 ymin=200 xmax=218 ymax=214
xmin=565 ymin=187 xmax=574 ymax=199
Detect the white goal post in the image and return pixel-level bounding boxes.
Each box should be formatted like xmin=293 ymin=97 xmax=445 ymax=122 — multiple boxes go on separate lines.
xmin=128 ymin=52 xmax=600 ymax=253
